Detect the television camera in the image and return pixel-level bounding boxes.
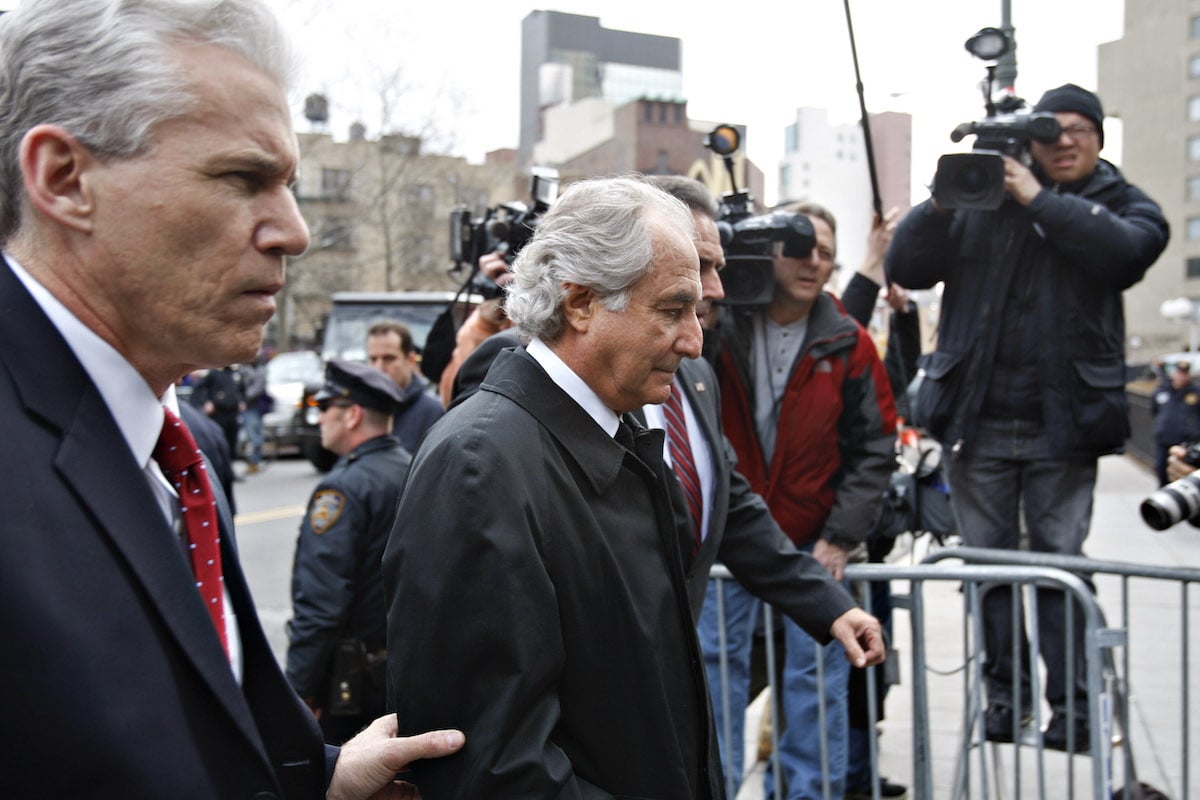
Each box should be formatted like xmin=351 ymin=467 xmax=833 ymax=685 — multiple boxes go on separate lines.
xmin=932 ymin=27 xmax=1062 ymax=211
xmin=704 ymin=124 xmax=815 ymax=305
xmin=448 ymin=167 xmax=559 ymax=299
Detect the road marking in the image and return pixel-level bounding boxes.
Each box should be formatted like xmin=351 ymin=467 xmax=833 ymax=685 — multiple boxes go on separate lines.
xmin=235 ymin=504 xmax=307 ymax=526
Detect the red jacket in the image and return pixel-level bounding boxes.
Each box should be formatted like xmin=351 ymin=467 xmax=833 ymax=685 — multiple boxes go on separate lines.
xmin=716 ymin=293 xmax=897 ymax=548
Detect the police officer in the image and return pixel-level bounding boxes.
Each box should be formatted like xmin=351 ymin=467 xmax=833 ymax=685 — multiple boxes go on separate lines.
xmin=286 ymin=358 xmax=411 ymax=744
xmin=1153 ymin=361 xmax=1200 ymax=486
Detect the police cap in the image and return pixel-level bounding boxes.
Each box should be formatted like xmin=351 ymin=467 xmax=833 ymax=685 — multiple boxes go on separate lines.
xmin=314 ymin=358 xmax=402 ymax=414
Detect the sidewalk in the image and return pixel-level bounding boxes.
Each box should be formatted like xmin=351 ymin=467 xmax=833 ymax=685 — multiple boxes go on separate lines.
xmin=732 ymin=453 xmax=1200 ymax=799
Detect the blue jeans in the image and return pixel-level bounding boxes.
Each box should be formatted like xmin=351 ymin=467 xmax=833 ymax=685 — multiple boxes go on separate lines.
xmin=698 ymin=575 xmax=760 ymax=792
xmin=242 ymin=406 xmax=264 ymax=466
xmin=774 ymin=591 xmax=849 ymax=800
xmin=947 ymin=416 xmax=1094 ymax=713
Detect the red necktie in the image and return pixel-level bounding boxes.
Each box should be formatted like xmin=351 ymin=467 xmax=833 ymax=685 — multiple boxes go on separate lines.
xmin=153 ymin=407 xmax=228 ymax=655
xmin=664 ymin=383 xmax=703 ymax=555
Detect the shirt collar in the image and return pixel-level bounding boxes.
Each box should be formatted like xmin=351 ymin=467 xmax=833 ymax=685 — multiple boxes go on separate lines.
xmin=526 ymin=337 xmax=621 ymax=437
xmin=5 ymin=252 xmax=173 ymax=468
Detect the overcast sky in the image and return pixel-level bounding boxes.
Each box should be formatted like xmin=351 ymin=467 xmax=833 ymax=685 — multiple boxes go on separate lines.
xmin=0 ymin=2 xmax=1024 ymax=204
xmin=266 ymin=0 xmax=1127 ymax=205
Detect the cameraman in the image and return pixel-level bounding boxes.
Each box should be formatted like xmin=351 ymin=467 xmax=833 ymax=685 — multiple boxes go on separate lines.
xmin=436 ymin=251 xmax=513 ymax=407
xmin=886 ymin=83 xmax=1169 ymax=751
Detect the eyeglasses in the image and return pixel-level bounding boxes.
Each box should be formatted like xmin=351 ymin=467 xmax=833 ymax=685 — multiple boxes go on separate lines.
xmin=316 ymin=398 xmax=354 ymax=412
xmin=1059 ymin=124 xmax=1098 ymax=141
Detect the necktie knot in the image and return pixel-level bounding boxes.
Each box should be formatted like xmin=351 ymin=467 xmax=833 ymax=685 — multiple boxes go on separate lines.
xmin=154 ymin=407 xmax=204 ymax=477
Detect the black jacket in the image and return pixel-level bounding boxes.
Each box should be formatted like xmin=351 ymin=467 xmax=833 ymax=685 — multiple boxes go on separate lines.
xmin=287 ymin=434 xmax=411 ymax=700
xmin=886 ymin=159 xmax=1169 ymax=458
xmin=384 ymin=346 xmax=722 ymax=799
xmin=0 ymin=258 xmax=329 ymax=797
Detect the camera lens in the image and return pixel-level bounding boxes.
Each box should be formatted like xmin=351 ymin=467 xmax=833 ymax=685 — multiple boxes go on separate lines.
xmin=1140 ymin=473 xmax=1200 ymax=530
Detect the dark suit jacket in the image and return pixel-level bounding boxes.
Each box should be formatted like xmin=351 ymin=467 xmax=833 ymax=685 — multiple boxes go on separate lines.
xmin=671 ymin=356 xmax=855 ymax=636
xmin=0 ymin=259 xmax=328 ymax=798
xmin=454 ymin=332 xmax=855 ymax=639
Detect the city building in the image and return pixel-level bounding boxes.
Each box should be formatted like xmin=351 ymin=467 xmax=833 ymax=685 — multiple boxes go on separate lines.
xmin=776 ymin=107 xmax=913 ymax=291
xmin=276 ymin=129 xmax=522 ymax=349
xmin=519 ymin=10 xmax=683 ymax=167
xmin=1099 ymin=1 xmax=1200 ymax=358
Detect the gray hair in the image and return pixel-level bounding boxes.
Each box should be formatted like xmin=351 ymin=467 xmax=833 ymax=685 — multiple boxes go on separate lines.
xmin=0 ymin=0 xmax=296 ymax=243
xmin=505 ymin=176 xmax=695 ymax=342
xmin=645 ymin=174 xmax=719 ymax=221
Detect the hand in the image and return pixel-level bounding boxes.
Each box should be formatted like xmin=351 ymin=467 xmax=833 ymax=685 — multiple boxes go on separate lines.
xmin=884 ymin=283 xmax=911 ymax=313
xmin=479 ymin=251 xmax=512 ymax=287
xmin=812 ymin=539 xmax=849 ymax=581
xmin=327 ymin=715 xmax=465 ymax=800
xmin=1167 ymin=444 xmax=1198 ymax=483
xmin=859 ymin=207 xmax=900 ymax=285
xmin=829 ymin=607 xmax=886 ymax=668
xmin=1003 ymin=156 xmax=1043 ymax=206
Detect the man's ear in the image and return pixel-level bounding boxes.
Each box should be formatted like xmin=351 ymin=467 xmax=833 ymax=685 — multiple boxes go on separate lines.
xmin=19 ymin=124 xmax=96 ymax=234
xmin=560 ymin=282 xmax=597 ymax=333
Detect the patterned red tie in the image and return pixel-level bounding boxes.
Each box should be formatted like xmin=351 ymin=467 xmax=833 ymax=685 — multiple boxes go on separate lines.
xmin=153 ymin=407 xmax=228 ymax=655
xmin=664 ymin=382 xmax=703 ymax=555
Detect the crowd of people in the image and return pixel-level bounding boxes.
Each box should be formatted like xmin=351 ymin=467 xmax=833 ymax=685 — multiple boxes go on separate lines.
xmin=0 ymin=0 xmax=1173 ymax=798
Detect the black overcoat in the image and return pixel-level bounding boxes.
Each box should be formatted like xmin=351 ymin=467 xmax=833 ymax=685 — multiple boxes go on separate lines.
xmin=384 ymin=346 xmax=723 ymax=799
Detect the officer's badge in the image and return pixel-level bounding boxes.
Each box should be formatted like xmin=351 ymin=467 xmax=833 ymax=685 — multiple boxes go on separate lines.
xmin=1187 ymin=393 xmax=1199 ymax=406
xmin=308 ymin=490 xmax=345 ymax=534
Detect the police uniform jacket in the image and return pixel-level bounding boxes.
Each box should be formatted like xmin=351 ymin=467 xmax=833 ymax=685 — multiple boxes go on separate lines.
xmin=287 ymin=434 xmax=411 ymax=700
xmin=383 ymin=346 xmax=723 ymax=799
xmin=1152 ymin=378 xmax=1200 ymax=448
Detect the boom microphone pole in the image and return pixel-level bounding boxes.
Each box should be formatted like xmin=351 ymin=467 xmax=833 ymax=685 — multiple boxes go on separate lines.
xmin=843 ymin=0 xmax=883 ymax=220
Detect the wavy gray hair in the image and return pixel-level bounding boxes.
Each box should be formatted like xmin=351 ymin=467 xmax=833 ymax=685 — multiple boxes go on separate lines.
xmin=505 ymin=176 xmax=695 ymax=342
xmin=0 ymin=0 xmax=296 ymax=244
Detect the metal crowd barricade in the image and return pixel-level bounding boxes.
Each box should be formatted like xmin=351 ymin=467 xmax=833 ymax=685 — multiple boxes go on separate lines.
xmin=706 ymin=558 xmax=1131 ymax=800
xmin=923 ymin=546 xmax=1200 ymax=800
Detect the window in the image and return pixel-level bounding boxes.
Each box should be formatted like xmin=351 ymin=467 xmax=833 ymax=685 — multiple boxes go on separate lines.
xmin=406 ymin=184 xmax=434 ymax=206
xmin=1188 ymin=257 xmax=1200 ymax=279
xmin=1189 ymin=176 xmax=1200 ymax=201
xmin=1189 ymin=96 xmax=1200 ymax=121
xmin=1191 ymin=55 xmax=1200 ymax=79
xmin=784 ymin=124 xmax=799 ymax=154
xmin=655 ymin=149 xmax=670 ymax=173
xmin=1188 ymin=216 xmax=1200 ymax=240
xmin=1192 ymin=15 xmax=1200 ymax=38
xmin=316 ymin=218 xmax=352 ymax=250
xmin=321 ymin=168 xmax=352 ymax=200
xmin=779 ymin=164 xmax=792 ymax=191
xmin=1189 ymin=136 xmax=1200 ymax=161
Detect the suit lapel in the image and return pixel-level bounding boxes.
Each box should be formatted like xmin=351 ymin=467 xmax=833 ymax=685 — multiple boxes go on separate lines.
xmin=0 ymin=260 xmax=272 ymax=765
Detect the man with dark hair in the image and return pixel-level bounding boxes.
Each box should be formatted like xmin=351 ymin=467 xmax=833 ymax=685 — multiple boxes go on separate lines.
xmin=0 ymin=0 xmax=462 ymax=794
xmin=365 ymin=320 xmax=443 ymax=452
xmin=711 ymin=199 xmax=897 ymax=800
xmin=648 ymin=175 xmax=886 ymax=796
xmin=887 ymin=82 xmax=1169 ymax=751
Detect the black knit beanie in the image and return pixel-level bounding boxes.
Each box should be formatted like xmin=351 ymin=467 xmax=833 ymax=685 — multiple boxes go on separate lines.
xmin=1033 ymin=83 xmax=1104 ymax=146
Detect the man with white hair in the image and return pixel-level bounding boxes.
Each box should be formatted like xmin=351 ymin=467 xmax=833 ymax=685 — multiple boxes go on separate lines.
xmin=386 ymin=177 xmax=727 ymax=798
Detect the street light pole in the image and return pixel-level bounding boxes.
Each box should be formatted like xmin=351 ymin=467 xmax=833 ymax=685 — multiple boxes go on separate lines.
xmin=996 ymin=0 xmax=1017 ymax=93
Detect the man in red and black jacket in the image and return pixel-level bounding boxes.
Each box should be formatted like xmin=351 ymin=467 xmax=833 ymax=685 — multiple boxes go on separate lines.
xmin=710 ymin=200 xmax=896 ymax=800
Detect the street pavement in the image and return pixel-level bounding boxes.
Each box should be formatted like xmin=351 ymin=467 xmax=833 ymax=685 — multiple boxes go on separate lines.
xmin=735 ymin=452 xmax=1200 ymax=799
xmin=233 ymin=452 xmax=1200 ymax=799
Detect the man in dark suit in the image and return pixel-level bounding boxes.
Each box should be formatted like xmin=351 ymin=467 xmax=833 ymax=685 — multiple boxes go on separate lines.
xmin=0 ymin=1 xmax=462 ymax=796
